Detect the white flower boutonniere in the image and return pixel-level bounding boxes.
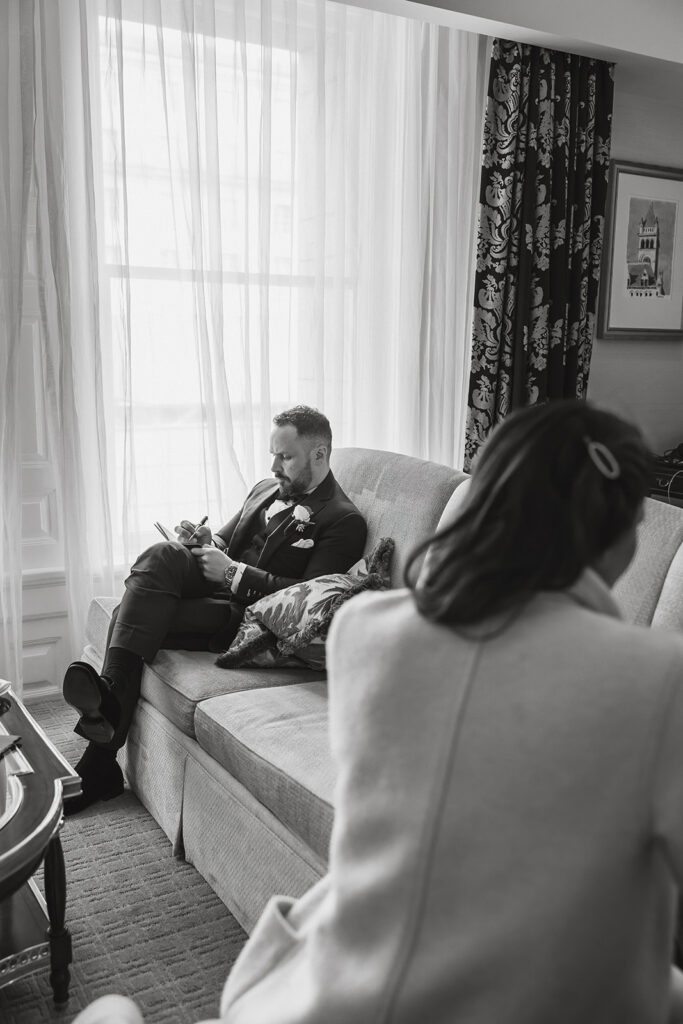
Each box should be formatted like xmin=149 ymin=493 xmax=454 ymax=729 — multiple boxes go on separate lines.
xmin=291 ymin=504 xmax=313 ymax=533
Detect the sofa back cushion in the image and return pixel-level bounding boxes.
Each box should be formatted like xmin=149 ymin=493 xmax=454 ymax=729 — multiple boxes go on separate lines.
xmin=614 ymin=496 xmax=683 ymax=630
xmin=433 ymin=487 xmax=683 ymax=635
xmin=331 ymin=447 xmax=466 ymax=587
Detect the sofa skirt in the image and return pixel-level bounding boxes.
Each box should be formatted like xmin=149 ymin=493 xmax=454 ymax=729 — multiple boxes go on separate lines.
xmin=118 ymin=695 xmax=326 ymax=933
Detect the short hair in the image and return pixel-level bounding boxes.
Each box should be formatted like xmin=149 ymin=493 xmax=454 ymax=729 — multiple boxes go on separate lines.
xmin=407 ymin=399 xmax=652 ymax=627
xmin=273 ymin=405 xmax=332 ymax=452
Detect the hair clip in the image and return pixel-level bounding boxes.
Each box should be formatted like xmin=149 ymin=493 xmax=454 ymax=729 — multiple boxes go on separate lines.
xmin=583 ymin=436 xmax=621 ymax=480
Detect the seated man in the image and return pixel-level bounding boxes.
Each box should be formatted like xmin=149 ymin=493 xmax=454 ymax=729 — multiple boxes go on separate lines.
xmin=62 ymin=405 xmax=366 ymax=814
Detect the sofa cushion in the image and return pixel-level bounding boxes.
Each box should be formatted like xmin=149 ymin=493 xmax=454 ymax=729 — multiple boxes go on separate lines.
xmin=435 ymin=477 xmax=470 ymax=530
xmin=216 ymin=539 xmax=394 ymax=670
xmin=85 ymin=596 xmax=325 ymax=739
xmin=194 ymin=684 xmax=334 ymax=860
xmin=614 ymin=496 xmax=683 ymax=627
xmin=330 ymin=447 xmax=466 ymax=587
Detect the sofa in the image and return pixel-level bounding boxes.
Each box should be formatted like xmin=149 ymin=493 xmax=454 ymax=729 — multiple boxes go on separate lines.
xmin=80 ymin=445 xmax=683 ymax=934
xmin=81 ymin=447 xmax=467 ymax=932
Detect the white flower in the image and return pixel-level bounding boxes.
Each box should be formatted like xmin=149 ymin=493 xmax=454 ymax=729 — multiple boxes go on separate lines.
xmin=291 ymin=504 xmax=313 ymax=533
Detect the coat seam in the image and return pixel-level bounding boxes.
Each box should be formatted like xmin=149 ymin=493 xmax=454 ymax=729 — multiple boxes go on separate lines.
xmin=376 ymin=638 xmax=484 ymax=1024
xmin=645 ymin=644 xmax=683 ymax=844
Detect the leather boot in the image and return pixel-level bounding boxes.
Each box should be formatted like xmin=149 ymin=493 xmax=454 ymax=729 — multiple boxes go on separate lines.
xmin=63 ymin=743 xmax=124 ymax=816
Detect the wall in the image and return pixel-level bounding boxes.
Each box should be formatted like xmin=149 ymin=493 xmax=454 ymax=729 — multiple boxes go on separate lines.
xmin=346 ymin=0 xmax=683 ymax=101
xmin=403 ymin=0 xmax=683 ymax=66
xmin=587 ymin=76 xmax=683 ymax=453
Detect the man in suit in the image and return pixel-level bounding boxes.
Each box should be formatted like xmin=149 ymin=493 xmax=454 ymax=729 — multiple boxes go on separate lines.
xmin=62 ymin=405 xmax=366 ymax=814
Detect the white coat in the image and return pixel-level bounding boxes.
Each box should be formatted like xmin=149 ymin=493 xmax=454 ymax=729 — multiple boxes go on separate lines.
xmin=220 ymin=569 xmax=683 ymax=1024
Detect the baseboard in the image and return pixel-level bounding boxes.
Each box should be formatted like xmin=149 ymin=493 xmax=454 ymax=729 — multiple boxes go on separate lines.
xmin=22 ymin=681 xmax=62 ymax=703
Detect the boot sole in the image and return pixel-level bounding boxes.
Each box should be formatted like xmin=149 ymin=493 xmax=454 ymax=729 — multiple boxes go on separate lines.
xmin=63 ymin=663 xmax=115 ymax=744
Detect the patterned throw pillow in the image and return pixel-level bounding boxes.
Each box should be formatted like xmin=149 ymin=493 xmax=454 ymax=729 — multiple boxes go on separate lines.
xmin=215 ymin=538 xmax=394 ymax=670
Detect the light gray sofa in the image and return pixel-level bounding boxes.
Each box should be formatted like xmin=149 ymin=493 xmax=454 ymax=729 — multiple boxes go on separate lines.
xmin=81 ymin=447 xmax=467 ymax=932
xmin=81 ymin=446 xmax=683 ymax=933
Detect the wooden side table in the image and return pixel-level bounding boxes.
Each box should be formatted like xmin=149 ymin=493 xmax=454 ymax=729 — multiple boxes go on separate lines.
xmin=0 ymin=679 xmax=80 ymax=1004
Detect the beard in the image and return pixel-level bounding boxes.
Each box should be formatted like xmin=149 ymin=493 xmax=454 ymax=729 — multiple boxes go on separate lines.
xmin=277 ymin=462 xmax=313 ymax=499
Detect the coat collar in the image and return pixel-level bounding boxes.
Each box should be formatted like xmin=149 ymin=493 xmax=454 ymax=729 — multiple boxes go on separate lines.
xmin=564 ymin=567 xmax=622 ymax=621
xmin=450 ymin=568 xmax=623 ymax=642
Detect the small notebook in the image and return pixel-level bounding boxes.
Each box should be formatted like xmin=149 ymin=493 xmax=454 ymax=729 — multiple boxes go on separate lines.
xmin=154 ymin=522 xmax=201 ymax=546
xmin=153 ymin=521 xmax=176 ymax=541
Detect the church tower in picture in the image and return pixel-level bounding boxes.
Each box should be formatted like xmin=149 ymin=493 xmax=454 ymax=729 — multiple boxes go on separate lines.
xmin=627 ymin=202 xmax=665 ymax=297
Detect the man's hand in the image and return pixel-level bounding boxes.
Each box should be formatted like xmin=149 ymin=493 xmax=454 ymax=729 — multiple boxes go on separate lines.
xmin=191 ymin=545 xmax=233 ymax=585
xmin=175 ymin=520 xmax=212 ymax=546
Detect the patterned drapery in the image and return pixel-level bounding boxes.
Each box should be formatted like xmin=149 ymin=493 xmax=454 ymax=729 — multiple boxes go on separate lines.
xmin=464 ymin=40 xmax=614 ymax=470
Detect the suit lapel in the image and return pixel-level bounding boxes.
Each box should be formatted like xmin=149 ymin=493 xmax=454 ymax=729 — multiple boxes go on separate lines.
xmin=228 ymin=481 xmax=279 ymax=557
xmin=257 ymin=471 xmax=337 ymax=567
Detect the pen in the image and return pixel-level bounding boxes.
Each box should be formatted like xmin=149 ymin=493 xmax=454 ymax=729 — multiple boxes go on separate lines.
xmin=186 ymin=515 xmax=209 ymax=543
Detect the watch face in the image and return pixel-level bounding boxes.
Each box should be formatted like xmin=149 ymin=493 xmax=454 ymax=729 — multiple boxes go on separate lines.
xmin=224 ymin=564 xmax=238 ymax=590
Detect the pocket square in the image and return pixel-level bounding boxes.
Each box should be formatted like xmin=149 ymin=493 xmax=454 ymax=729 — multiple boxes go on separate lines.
xmin=291 ymin=538 xmax=314 ymax=549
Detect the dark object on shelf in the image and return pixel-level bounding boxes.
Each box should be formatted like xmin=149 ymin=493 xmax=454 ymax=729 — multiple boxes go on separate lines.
xmin=663 ymin=443 xmax=683 ymax=465
xmin=651 ymin=450 xmax=683 ymax=503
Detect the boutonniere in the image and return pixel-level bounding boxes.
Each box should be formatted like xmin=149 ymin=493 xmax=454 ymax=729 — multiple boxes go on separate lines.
xmin=291 ymin=504 xmax=314 ymax=533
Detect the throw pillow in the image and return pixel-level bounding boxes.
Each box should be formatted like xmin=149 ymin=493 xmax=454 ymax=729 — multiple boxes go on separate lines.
xmin=215 ymin=537 xmax=394 ymax=670
xmin=347 ymin=535 xmax=393 ymax=585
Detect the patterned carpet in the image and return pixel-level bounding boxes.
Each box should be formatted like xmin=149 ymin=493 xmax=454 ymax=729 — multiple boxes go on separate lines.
xmin=0 ymin=697 xmax=248 ymax=1024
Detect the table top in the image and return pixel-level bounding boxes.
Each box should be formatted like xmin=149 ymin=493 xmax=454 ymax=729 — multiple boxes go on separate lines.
xmin=0 ymin=681 xmax=80 ymax=900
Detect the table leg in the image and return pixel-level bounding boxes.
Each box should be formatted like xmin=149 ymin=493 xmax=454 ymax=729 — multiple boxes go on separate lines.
xmin=44 ymin=831 xmax=72 ymax=1005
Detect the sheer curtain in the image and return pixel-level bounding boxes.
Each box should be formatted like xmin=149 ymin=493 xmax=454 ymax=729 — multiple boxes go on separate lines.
xmin=1 ymin=0 xmax=486 ymax=690
xmin=95 ymin=0 xmax=488 ymax=563
xmin=0 ymin=1 xmax=31 ymax=686
xmin=1 ymin=1 xmax=115 ymax=693
xmin=33 ymin=1 xmax=116 ymax=662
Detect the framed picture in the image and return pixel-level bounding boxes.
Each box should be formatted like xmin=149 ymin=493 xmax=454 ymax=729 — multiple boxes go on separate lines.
xmin=598 ymin=160 xmax=683 ymax=341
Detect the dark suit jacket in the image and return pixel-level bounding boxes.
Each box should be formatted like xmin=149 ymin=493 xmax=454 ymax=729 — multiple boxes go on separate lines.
xmin=215 ymin=470 xmax=367 ymax=604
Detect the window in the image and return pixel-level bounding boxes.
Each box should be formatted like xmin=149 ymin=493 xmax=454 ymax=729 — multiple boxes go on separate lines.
xmin=97 ymin=3 xmax=357 ymax=556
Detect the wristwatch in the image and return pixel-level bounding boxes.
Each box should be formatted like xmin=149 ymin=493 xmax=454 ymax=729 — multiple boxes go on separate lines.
xmin=223 ymin=563 xmax=238 ymax=591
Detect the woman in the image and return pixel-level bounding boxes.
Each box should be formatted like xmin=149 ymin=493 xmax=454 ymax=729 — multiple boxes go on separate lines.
xmin=218 ymin=399 xmax=683 ymax=1024
xmin=75 ymin=400 xmax=683 ymax=1023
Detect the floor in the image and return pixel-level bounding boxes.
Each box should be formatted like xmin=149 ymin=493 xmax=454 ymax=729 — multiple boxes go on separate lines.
xmin=0 ymin=696 xmax=247 ymax=1024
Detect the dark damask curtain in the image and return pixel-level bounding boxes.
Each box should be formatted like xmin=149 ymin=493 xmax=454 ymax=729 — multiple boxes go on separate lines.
xmin=463 ymin=40 xmax=614 ymax=470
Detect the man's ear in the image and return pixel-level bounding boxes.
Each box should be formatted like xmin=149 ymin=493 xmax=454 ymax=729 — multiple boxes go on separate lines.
xmin=314 ymin=444 xmax=328 ymax=463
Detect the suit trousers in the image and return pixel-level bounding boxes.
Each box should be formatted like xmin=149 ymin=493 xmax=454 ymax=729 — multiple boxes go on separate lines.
xmin=108 ymin=541 xmax=244 ymax=661
xmin=100 ymin=542 xmax=245 ymax=750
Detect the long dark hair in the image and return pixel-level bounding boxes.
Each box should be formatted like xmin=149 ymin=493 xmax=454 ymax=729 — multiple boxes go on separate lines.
xmin=406 ymin=400 xmax=652 ymax=627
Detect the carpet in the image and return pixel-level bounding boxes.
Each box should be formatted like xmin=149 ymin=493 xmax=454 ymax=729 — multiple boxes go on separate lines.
xmin=0 ymin=697 xmax=248 ymax=1024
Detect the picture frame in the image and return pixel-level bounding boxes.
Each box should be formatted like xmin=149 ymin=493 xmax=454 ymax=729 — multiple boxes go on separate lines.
xmin=598 ymin=159 xmax=683 ymax=341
